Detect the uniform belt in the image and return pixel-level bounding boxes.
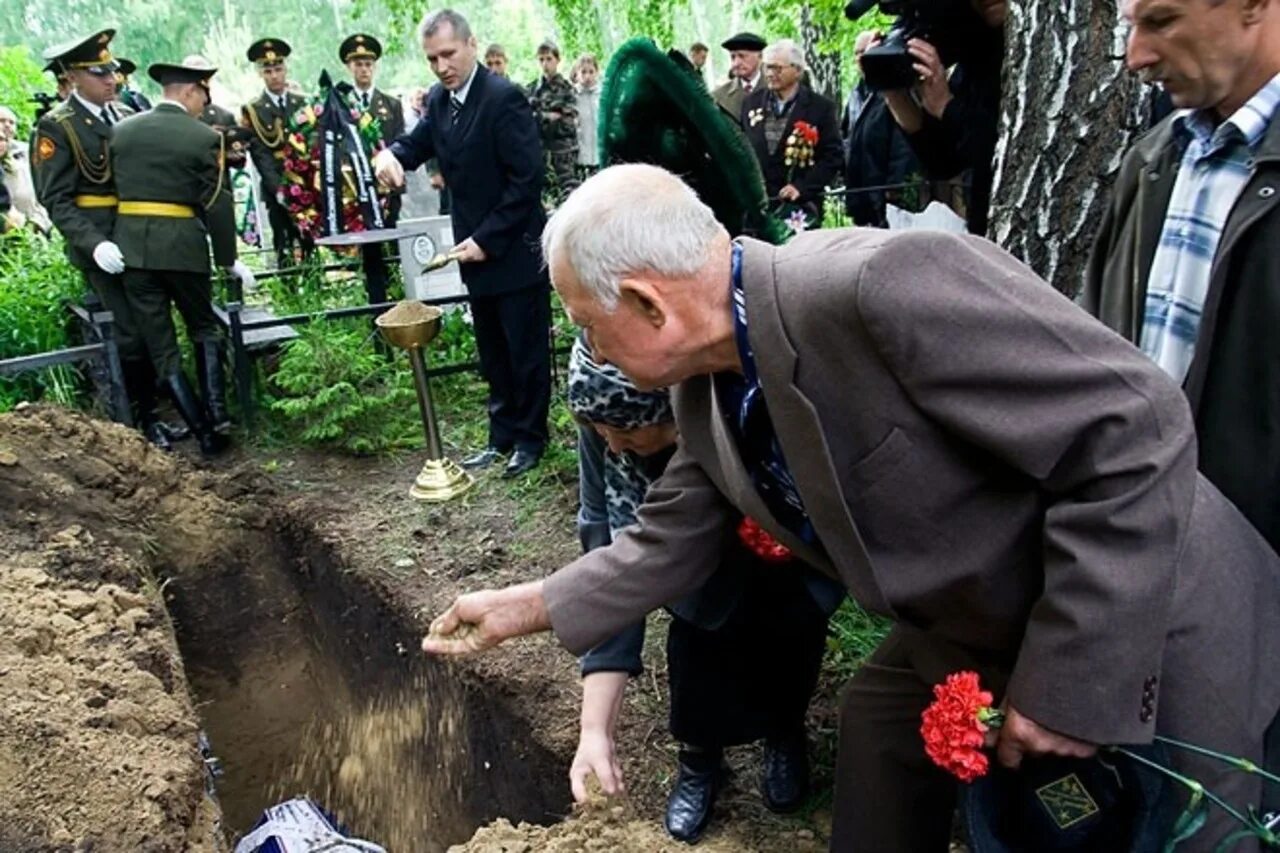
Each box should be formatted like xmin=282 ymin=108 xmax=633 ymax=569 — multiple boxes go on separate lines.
xmin=117 ymin=201 xmax=196 ymax=218
xmin=73 ymin=194 xmax=119 ymax=209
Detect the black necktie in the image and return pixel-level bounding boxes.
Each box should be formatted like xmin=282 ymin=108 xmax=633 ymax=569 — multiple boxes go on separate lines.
xmin=449 ymin=94 xmax=462 ymax=124
xmin=99 ymin=107 xmax=113 ymax=126
xmin=360 ymin=91 xmax=370 ymax=109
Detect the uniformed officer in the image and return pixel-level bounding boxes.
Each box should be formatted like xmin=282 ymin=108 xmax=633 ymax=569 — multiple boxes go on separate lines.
xmin=340 ymin=33 xmax=406 ymax=304
xmin=34 ymin=61 xmax=72 ymax=122
xmin=527 ymin=40 xmax=579 ymax=204
xmin=30 ymin=30 xmax=180 ymax=449
xmin=114 ymin=58 xmax=152 ymax=112
xmin=240 ymin=38 xmax=308 ymax=269
xmin=111 ymin=56 xmax=254 ymax=456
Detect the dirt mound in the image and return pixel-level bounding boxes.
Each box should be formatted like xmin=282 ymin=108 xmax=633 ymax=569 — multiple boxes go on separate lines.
xmin=0 ymin=406 xmax=246 ymax=851
xmin=451 ymin=795 xmax=826 ymax=853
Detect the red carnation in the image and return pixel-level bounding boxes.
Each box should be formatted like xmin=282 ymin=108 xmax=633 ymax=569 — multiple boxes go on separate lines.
xmin=737 ymin=517 xmax=793 ymax=563
xmin=793 ymin=120 xmax=819 ymax=146
xmin=920 ymin=671 xmax=1003 ymax=783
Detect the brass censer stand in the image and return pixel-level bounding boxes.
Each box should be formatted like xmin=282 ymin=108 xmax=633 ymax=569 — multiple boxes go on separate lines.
xmin=375 ymin=301 xmax=474 ymax=502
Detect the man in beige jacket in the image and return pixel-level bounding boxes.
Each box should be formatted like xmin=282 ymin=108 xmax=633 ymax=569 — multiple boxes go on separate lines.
xmin=425 ymin=164 xmax=1280 ymax=851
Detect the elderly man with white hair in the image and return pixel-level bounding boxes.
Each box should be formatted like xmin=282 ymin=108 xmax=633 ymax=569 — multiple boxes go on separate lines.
xmin=424 ymin=163 xmax=1280 ymax=851
xmin=740 ymin=38 xmax=842 ymax=229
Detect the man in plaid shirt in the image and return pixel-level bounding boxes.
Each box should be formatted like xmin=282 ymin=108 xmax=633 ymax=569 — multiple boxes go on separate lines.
xmin=1086 ymin=0 xmax=1280 ymax=562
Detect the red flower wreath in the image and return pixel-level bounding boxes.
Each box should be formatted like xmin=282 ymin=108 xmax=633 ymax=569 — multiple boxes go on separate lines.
xmin=737 ymin=517 xmax=793 ymax=563
xmin=920 ymin=670 xmax=1005 ymax=783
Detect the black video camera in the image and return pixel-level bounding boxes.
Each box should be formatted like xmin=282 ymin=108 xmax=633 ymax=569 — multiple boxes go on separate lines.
xmin=29 ymin=91 xmax=59 ymax=121
xmin=845 ymin=0 xmax=977 ymax=92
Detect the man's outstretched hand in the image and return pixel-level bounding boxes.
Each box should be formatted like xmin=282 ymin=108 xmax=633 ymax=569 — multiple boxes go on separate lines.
xmin=422 ymin=580 xmax=551 ymax=655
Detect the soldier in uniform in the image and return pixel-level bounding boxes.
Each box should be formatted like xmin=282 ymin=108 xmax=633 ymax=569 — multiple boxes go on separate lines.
xmin=240 ymin=38 xmax=308 ymax=269
xmin=30 ymin=30 xmax=181 ymax=450
xmin=527 ymin=40 xmax=578 ymax=204
xmin=341 ymin=33 xmax=406 ymax=304
xmin=114 ymin=59 xmax=152 ymax=112
xmin=111 ymin=57 xmax=254 ymax=456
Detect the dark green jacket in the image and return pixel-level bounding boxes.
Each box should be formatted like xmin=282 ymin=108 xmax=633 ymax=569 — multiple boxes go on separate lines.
xmin=349 ymin=87 xmax=405 ymax=146
xmin=200 ymin=102 xmax=249 ymax=170
xmin=240 ymin=90 xmax=307 ymax=199
xmin=110 ymin=102 xmax=236 ymax=272
xmin=30 ymin=97 xmax=133 ymax=272
xmin=527 ymin=73 xmax=578 ymax=147
xmin=1084 ymin=112 xmax=1280 ymax=553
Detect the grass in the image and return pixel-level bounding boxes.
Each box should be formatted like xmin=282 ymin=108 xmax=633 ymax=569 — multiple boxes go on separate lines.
xmin=824 ymin=599 xmax=892 ymax=681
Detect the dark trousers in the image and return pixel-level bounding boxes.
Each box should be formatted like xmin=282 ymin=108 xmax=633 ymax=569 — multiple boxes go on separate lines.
xmin=360 ymin=196 xmax=401 ymax=305
xmin=85 ymin=267 xmax=145 ymax=361
xmin=830 ymin=627 xmax=1264 ymax=853
xmin=266 ymin=196 xmax=310 ymax=269
xmin=469 ymin=285 xmax=551 ymax=455
xmin=667 ymin=552 xmax=829 ymax=748
xmin=123 ymin=268 xmax=221 ymax=377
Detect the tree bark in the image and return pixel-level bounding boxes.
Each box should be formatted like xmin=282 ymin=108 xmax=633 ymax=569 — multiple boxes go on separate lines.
xmin=989 ymin=0 xmax=1148 ymax=296
xmin=801 ymin=4 xmax=842 ymax=105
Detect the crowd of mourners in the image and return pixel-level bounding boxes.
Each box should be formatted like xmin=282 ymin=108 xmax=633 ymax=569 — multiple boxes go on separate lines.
xmin=11 ymin=0 xmax=1280 ymax=849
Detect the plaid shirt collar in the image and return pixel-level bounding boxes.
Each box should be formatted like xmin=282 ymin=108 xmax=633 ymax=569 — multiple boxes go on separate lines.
xmin=1171 ymin=72 xmax=1280 ymax=158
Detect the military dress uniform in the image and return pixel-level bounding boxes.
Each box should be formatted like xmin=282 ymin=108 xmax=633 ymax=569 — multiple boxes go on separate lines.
xmin=111 ymin=58 xmax=241 ymax=456
xmin=341 ymin=33 xmax=406 ymax=304
xmin=28 ymin=30 xmax=178 ymax=447
xmin=528 ymin=72 xmax=579 ymax=203
xmin=115 ymin=59 xmax=153 ymax=112
xmin=240 ymin=38 xmax=308 ymax=268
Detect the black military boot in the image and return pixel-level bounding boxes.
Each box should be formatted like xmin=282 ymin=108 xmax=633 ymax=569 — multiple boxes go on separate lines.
xmin=194 ymin=340 xmax=232 ymax=433
xmin=664 ymin=746 xmax=725 ymax=843
xmin=163 ymin=370 xmax=228 ymax=457
xmin=761 ymin=729 xmax=810 ymax=814
xmin=121 ymin=358 xmax=172 ymax=451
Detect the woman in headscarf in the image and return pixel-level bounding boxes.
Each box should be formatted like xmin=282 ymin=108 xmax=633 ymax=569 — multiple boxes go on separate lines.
xmin=566 ymin=336 xmax=841 ymax=842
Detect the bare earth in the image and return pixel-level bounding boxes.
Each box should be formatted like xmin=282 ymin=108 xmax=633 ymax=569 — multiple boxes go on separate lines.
xmin=0 ymin=405 xmax=835 ymax=851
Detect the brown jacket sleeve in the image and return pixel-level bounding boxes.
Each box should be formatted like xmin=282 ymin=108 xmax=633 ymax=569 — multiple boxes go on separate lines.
xmin=543 ymin=441 xmax=735 ymax=654
xmin=855 ymin=231 xmax=1196 ymax=745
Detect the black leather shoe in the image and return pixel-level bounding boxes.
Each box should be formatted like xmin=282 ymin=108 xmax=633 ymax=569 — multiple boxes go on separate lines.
xmin=461 ymin=448 xmax=504 ymax=470
xmin=501 ymin=449 xmax=541 ymax=479
xmin=761 ymin=732 xmax=810 ymax=814
xmin=665 ymin=750 xmax=725 ymax=843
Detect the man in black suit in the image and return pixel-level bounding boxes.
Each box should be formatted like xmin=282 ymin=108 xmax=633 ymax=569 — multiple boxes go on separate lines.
xmin=373 ymin=8 xmax=550 ymax=479
xmin=740 ymin=39 xmax=842 ymax=230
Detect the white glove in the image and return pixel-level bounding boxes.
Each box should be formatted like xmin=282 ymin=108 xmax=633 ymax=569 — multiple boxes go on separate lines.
xmin=373 ymin=148 xmax=405 ymax=189
xmin=92 ymin=241 xmax=125 ymax=274
xmin=229 ymin=259 xmax=257 ymax=290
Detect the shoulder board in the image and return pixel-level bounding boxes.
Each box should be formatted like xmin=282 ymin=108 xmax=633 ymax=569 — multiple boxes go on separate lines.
xmin=43 ymin=101 xmax=73 ymax=122
xmin=116 ymin=103 xmax=136 ymax=118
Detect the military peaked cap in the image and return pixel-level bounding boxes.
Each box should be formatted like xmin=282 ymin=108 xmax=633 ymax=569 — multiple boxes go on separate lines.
xmin=340 ymin=34 xmax=383 ymax=62
xmin=43 ymin=29 xmax=118 ymax=75
xmin=247 ymin=38 xmax=291 ymax=66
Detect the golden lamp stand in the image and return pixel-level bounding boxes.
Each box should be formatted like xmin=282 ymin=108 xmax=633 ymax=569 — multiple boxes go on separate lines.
xmin=375 ymin=301 xmax=474 ymax=502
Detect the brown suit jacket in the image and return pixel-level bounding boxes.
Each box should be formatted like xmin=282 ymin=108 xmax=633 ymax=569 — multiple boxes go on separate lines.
xmin=545 ymin=228 xmax=1280 ymax=748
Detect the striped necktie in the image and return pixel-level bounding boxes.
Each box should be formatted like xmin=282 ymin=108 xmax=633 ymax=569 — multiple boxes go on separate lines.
xmin=449 ymin=94 xmax=462 ymax=124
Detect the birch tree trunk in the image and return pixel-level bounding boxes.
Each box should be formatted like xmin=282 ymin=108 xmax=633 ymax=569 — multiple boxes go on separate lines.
xmin=800 ymin=4 xmax=842 ymax=105
xmin=989 ymin=0 xmax=1148 ymax=296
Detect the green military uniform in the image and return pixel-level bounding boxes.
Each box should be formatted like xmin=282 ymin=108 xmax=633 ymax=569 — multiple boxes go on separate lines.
xmin=528 ymin=72 xmax=579 ymax=203
xmin=30 ymin=33 xmax=139 ymax=357
xmin=240 ymin=38 xmax=308 ymax=267
xmin=341 ymin=33 xmax=406 ymax=304
xmin=111 ymin=58 xmax=239 ymax=455
xmin=200 ymin=102 xmax=250 ymax=170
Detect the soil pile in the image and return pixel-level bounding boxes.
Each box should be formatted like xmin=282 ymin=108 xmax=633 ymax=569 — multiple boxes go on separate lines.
xmin=0 ymin=406 xmax=245 ymax=851
xmin=452 ymin=794 xmax=826 ymax=853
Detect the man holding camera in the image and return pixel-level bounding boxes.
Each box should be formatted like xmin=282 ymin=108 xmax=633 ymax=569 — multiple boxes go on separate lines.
xmin=852 ymin=0 xmax=1005 ymax=233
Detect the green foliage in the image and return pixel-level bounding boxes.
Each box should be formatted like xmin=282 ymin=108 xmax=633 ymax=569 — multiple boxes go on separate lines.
xmin=0 ymin=230 xmax=84 ymax=412
xmin=824 ymin=598 xmax=891 ymax=680
xmin=0 ymin=45 xmax=48 ymax=139
xmin=265 ymin=318 xmax=423 ymax=454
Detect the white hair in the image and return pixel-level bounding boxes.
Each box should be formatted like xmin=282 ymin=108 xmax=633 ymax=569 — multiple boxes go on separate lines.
xmin=541 ymin=164 xmax=728 ymax=310
xmin=764 ymin=39 xmax=806 ymax=71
